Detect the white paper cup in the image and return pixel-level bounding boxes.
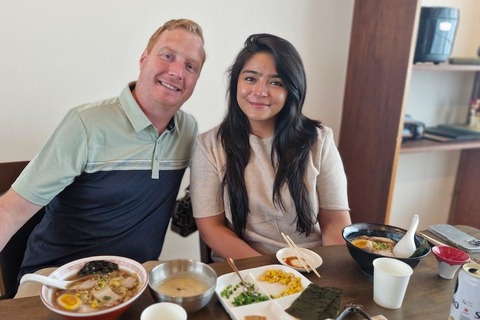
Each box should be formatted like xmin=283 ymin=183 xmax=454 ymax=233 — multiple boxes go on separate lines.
xmin=373 ymin=258 xmax=413 ymax=309
xmin=141 ymin=302 xmax=187 ymax=320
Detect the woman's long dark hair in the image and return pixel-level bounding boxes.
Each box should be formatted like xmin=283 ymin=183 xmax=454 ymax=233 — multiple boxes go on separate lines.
xmin=218 ymin=34 xmax=322 ymax=238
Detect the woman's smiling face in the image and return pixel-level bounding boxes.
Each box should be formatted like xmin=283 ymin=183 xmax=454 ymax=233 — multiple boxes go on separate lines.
xmin=236 ymin=52 xmax=287 ymax=137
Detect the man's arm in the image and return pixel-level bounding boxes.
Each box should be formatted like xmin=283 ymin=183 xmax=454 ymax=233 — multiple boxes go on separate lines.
xmin=0 ymin=189 xmax=42 ymax=251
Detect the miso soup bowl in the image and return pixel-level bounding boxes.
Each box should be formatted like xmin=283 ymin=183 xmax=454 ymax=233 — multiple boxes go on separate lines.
xmin=148 ymin=259 xmax=217 ymax=313
xmin=40 ymin=255 xmax=148 ymax=320
xmin=342 ymin=223 xmax=431 ymax=276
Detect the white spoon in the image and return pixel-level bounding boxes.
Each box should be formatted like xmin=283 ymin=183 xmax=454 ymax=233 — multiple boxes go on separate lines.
xmin=393 ymin=214 xmax=419 ymax=258
xmin=20 ymin=273 xmax=94 ymax=290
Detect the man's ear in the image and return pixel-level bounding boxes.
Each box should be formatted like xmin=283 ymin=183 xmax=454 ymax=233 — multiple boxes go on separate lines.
xmin=139 ymin=49 xmax=148 ymax=67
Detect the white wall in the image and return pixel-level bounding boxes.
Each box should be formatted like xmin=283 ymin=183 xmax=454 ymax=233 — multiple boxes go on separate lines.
xmin=0 ymin=1 xmax=354 ymax=260
xmin=390 ymin=0 xmax=480 ymax=231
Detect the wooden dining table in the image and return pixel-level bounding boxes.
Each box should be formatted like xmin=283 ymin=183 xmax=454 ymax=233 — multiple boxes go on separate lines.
xmin=1 ymin=225 xmax=479 ymax=320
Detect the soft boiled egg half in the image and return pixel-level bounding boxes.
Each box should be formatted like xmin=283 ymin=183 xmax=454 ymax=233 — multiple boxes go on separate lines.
xmin=351 ymin=239 xmax=374 ymax=252
xmin=57 ymin=293 xmax=83 ymax=311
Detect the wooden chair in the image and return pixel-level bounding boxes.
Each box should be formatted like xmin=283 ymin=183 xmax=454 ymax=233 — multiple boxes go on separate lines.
xmin=0 ymin=161 xmax=45 ymax=299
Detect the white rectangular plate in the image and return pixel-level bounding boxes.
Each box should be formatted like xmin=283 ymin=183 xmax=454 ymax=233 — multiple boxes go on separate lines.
xmin=215 ymin=264 xmax=312 ymax=320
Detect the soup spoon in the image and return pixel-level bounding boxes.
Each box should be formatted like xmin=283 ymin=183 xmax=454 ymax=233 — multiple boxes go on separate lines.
xmin=226 ymin=258 xmax=259 ymax=298
xmin=393 ymin=214 xmax=419 ymax=258
xmin=19 ymin=273 xmax=94 ymax=290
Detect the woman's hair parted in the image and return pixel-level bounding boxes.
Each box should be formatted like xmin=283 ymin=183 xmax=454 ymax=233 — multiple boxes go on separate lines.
xmin=218 ymin=34 xmax=322 ymax=238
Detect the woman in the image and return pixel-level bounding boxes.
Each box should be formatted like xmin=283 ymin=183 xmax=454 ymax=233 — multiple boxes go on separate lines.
xmin=190 ymin=34 xmax=351 ymax=261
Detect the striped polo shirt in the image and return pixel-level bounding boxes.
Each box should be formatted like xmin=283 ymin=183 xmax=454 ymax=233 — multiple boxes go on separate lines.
xmin=13 ymin=82 xmax=198 ymax=277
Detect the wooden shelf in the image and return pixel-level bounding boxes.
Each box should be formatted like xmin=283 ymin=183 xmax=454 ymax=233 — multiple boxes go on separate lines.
xmin=401 ymin=138 xmax=480 ymax=153
xmin=413 ymin=63 xmax=480 ymax=72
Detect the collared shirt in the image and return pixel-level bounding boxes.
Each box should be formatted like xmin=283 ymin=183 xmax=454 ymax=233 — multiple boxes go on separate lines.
xmin=13 ymin=82 xmax=198 ymax=276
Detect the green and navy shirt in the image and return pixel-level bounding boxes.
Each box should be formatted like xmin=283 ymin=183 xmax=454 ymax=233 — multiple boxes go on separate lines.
xmin=13 ymin=82 xmax=198 ymax=277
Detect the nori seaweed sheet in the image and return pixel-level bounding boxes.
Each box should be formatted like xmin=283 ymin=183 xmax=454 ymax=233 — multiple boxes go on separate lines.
xmin=285 ymin=283 xmax=343 ymax=320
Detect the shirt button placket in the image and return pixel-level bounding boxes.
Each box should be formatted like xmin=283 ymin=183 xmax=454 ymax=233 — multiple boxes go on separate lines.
xmin=151 ymin=139 xmax=161 ymax=179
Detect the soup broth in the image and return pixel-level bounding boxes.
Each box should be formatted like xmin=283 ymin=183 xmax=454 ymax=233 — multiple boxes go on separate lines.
xmin=157 ymin=278 xmax=208 ymax=297
xmin=53 ymin=269 xmax=140 ymax=313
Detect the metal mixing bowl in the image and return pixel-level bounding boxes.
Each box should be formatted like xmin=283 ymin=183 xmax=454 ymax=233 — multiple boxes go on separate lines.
xmin=148 ymin=259 xmax=217 ymax=313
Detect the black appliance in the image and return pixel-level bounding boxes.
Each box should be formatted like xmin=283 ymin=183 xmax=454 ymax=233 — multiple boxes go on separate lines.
xmin=414 ymin=7 xmax=459 ymax=64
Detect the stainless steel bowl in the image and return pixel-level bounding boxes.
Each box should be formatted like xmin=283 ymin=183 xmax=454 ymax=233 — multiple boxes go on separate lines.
xmin=148 ymin=259 xmax=217 ymax=313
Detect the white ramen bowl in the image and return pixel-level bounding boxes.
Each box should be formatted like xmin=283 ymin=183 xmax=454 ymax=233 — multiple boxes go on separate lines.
xmin=40 ymin=255 xmax=148 ymax=320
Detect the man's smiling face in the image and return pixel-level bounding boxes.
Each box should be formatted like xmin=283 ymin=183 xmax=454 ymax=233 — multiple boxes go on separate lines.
xmin=137 ymin=28 xmax=205 ymax=111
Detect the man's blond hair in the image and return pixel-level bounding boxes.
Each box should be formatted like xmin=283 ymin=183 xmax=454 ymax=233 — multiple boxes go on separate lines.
xmin=147 ymin=19 xmax=205 ymax=64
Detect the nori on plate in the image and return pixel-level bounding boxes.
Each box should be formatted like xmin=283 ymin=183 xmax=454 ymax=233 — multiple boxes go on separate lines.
xmin=285 ymin=283 xmax=343 ymax=320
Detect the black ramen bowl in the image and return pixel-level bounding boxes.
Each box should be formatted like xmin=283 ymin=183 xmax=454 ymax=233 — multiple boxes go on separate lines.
xmin=342 ymin=222 xmax=431 ymax=276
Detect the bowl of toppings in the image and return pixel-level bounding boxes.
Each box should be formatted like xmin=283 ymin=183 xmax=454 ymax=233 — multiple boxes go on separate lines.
xmin=39 ymin=256 xmax=148 ymax=320
xmin=342 ymin=222 xmax=430 ymax=276
xmin=148 ymin=259 xmax=217 ymax=313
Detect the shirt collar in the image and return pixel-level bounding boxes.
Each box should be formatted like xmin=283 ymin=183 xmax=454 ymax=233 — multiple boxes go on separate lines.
xmin=119 ymin=81 xmax=176 ymax=133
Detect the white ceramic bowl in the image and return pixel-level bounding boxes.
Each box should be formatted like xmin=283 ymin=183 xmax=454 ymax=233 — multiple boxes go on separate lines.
xmin=40 ymin=255 xmax=148 ymax=320
xmin=141 ymin=302 xmax=187 ymax=320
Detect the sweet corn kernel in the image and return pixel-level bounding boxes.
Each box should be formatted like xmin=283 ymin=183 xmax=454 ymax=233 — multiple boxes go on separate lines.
xmin=258 ymin=269 xmax=303 ymax=298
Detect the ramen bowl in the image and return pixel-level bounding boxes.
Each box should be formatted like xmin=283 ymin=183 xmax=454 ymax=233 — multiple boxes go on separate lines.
xmin=40 ymin=255 xmax=148 ymax=320
xmin=148 ymin=259 xmax=217 ymax=313
xmin=342 ymin=223 xmax=431 ymax=276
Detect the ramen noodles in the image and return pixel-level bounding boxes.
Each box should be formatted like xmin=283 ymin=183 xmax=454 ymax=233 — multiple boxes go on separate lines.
xmin=351 ymin=235 xmax=397 ymax=257
xmin=53 ymin=269 xmax=140 ymax=313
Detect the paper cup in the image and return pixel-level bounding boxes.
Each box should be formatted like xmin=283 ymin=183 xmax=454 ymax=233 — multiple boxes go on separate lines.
xmin=141 ymin=302 xmax=187 ymax=320
xmin=373 ymin=258 xmax=413 ymax=309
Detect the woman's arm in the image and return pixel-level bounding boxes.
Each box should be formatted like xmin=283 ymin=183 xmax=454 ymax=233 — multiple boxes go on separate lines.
xmin=317 ymin=209 xmax=351 ymax=245
xmin=195 ymin=214 xmax=261 ymax=260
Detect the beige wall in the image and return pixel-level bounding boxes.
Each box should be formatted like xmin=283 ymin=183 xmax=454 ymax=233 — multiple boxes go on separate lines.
xmin=0 ymin=1 xmax=353 ymax=162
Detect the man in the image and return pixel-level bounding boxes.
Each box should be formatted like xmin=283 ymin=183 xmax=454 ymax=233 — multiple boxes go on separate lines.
xmin=0 ymin=18 xmax=205 ymax=297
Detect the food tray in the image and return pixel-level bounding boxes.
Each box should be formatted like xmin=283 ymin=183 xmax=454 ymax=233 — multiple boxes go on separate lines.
xmin=215 ymin=264 xmax=312 ymax=319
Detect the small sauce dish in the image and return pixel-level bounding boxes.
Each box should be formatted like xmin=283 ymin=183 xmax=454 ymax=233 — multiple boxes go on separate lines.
xmin=432 ymin=246 xmax=470 ymax=279
xmin=276 ymin=247 xmax=323 ymax=272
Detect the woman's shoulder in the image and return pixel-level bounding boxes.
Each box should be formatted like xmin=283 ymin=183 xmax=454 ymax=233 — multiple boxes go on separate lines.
xmin=196 ymin=125 xmax=222 ymax=148
xmin=314 ymin=125 xmax=334 ymax=143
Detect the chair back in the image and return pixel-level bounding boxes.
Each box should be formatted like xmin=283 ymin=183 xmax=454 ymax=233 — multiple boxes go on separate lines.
xmin=0 ymin=161 xmax=45 ymax=299
xmin=0 ymin=161 xmax=29 ymax=194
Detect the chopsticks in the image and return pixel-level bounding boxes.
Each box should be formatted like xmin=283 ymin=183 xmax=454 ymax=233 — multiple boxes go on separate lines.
xmin=418 ymin=231 xmax=450 ymax=247
xmin=281 ymin=232 xmax=321 ymax=278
